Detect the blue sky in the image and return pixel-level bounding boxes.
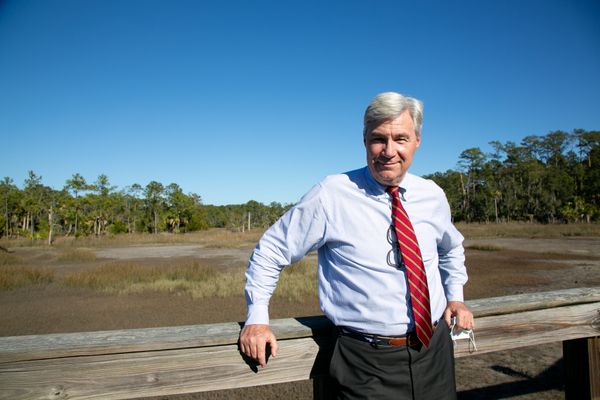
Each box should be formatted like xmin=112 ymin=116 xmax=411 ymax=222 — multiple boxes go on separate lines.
xmin=1 ymin=0 xmax=599 ymax=205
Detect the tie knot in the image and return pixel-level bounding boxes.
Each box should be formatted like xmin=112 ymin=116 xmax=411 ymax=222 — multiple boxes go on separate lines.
xmin=386 ymin=186 xmax=399 ymax=196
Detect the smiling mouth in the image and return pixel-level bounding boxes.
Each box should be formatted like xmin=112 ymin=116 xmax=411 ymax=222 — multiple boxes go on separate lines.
xmin=377 ymin=161 xmax=399 ymax=168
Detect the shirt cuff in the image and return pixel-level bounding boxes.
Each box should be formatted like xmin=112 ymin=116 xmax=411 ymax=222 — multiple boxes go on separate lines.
xmin=246 ymin=304 xmax=270 ymax=325
xmin=444 ymin=284 xmax=464 ymax=303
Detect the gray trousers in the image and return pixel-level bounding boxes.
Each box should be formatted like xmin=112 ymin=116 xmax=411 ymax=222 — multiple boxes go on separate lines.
xmin=329 ymin=323 xmax=457 ymax=400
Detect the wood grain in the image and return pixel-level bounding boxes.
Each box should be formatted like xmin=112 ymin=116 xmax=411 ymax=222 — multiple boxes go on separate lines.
xmin=0 ymin=338 xmax=327 ymax=400
xmin=467 ymin=287 xmax=600 ymax=317
xmin=453 ymin=302 xmax=600 ymax=357
xmin=2 ymin=287 xmax=597 ymax=364
xmin=0 ymin=315 xmax=333 ymax=364
xmin=0 ymin=288 xmax=598 ymax=400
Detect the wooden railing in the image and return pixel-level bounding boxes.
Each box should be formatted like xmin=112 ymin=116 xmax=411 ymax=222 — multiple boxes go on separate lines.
xmin=0 ymin=287 xmax=599 ymax=400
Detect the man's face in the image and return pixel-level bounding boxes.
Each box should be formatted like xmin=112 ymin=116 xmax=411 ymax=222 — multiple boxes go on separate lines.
xmin=364 ymin=110 xmax=421 ymax=187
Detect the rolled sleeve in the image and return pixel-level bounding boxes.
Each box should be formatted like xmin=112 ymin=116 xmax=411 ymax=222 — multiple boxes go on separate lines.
xmin=245 ymin=303 xmax=270 ymax=325
xmin=244 ymin=183 xmax=328 ymax=325
xmin=444 ymin=284 xmax=465 ymax=302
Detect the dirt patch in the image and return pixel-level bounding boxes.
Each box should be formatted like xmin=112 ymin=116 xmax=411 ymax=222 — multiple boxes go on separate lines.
xmin=464 ymin=248 xmax=600 ymax=299
xmin=1 ymin=237 xmax=598 ymax=399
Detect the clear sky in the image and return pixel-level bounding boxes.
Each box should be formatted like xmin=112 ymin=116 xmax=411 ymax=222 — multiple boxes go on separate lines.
xmin=1 ymin=0 xmax=599 ymax=205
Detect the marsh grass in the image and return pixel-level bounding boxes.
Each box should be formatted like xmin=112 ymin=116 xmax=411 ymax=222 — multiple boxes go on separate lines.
xmin=0 ymin=266 xmax=55 ymax=290
xmin=456 ymin=222 xmax=600 ymax=239
xmin=56 ymin=248 xmax=97 ymax=262
xmin=275 ymin=259 xmax=318 ymax=302
xmin=63 ymin=259 xmax=247 ymax=298
xmin=2 ymin=228 xmax=266 ymax=249
xmin=0 ymin=252 xmax=23 ymax=266
xmin=60 ymin=256 xmax=319 ymax=301
xmin=1 ymin=223 xmax=597 ymax=250
xmin=465 ymin=244 xmax=502 ymax=251
xmin=198 ymin=229 xmax=263 ymax=248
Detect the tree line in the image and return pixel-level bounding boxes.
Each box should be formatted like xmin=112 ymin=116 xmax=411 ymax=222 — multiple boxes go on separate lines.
xmin=0 ymin=173 xmax=292 ymax=243
xmin=424 ymin=129 xmax=599 ymax=223
xmin=1 ymin=129 xmax=598 ymax=243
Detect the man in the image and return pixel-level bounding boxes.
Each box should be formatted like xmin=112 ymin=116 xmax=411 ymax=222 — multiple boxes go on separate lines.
xmin=239 ymin=92 xmax=474 ymax=399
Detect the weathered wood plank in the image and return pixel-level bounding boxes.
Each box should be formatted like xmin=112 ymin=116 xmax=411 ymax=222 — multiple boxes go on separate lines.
xmin=466 ymin=287 xmax=600 ymax=317
xmin=1 ymin=287 xmax=597 ymax=364
xmin=0 ymin=338 xmax=326 ymax=400
xmin=0 ymin=317 xmax=332 ymax=364
xmin=453 ymin=302 xmax=600 ymax=357
xmin=0 ymin=302 xmax=597 ymax=400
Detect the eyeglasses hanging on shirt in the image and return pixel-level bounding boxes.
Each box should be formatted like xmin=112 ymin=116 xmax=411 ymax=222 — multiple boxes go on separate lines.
xmin=386 ymin=224 xmax=404 ymax=270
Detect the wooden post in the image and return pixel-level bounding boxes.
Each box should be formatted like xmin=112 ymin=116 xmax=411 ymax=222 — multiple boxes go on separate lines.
xmin=564 ymin=336 xmax=600 ymax=400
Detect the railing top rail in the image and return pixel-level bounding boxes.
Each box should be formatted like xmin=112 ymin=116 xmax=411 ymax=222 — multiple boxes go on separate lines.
xmin=1 ymin=286 xmax=598 ymax=364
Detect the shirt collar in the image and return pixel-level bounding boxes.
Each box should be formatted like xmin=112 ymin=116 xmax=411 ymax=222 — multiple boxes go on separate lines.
xmin=363 ymin=167 xmax=386 ymax=197
xmin=363 ymin=167 xmax=411 ymax=200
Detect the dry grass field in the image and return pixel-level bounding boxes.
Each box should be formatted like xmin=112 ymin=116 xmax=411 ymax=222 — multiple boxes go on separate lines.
xmin=1 ymin=223 xmax=599 ymax=399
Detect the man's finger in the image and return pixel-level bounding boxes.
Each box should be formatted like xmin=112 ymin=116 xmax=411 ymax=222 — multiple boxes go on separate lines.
xmin=454 ymin=309 xmax=474 ymax=330
xmin=267 ymin=334 xmax=279 ymax=358
xmin=256 ymin=340 xmax=267 ymax=367
xmin=239 ymin=324 xmax=277 ymax=367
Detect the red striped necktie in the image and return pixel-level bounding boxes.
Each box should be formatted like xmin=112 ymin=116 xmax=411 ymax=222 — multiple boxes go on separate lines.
xmin=387 ymin=186 xmax=434 ymax=348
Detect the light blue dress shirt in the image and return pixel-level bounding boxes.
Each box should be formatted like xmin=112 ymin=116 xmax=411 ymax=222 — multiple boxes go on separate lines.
xmin=245 ymin=167 xmax=468 ymax=336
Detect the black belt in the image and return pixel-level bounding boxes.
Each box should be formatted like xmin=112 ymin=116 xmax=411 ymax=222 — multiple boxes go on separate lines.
xmin=337 ymin=327 xmax=421 ymax=348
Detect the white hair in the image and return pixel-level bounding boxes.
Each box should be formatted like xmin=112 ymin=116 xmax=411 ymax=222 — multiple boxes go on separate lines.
xmin=363 ymin=92 xmax=424 ymax=137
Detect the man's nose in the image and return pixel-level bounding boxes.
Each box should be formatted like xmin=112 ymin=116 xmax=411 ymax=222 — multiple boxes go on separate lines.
xmin=382 ymin=139 xmax=396 ymax=158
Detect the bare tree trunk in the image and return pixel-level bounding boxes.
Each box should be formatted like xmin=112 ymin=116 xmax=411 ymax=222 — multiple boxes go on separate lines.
xmin=494 ymin=197 xmax=499 ymax=224
xmin=459 ymin=173 xmax=468 ymax=221
xmin=247 ymin=212 xmax=251 ymax=232
xmin=4 ymin=197 xmax=8 ymax=239
xmin=74 ymin=207 xmax=79 ymax=236
xmin=30 ymin=212 xmax=34 ymax=241
xmin=48 ymin=206 xmax=54 ymax=246
xmin=153 ymin=211 xmax=158 ymax=234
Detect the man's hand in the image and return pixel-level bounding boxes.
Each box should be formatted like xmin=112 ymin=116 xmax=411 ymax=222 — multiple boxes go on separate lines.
xmin=443 ymin=301 xmax=474 ymax=331
xmin=239 ymin=324 xmax=279 ymax=368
